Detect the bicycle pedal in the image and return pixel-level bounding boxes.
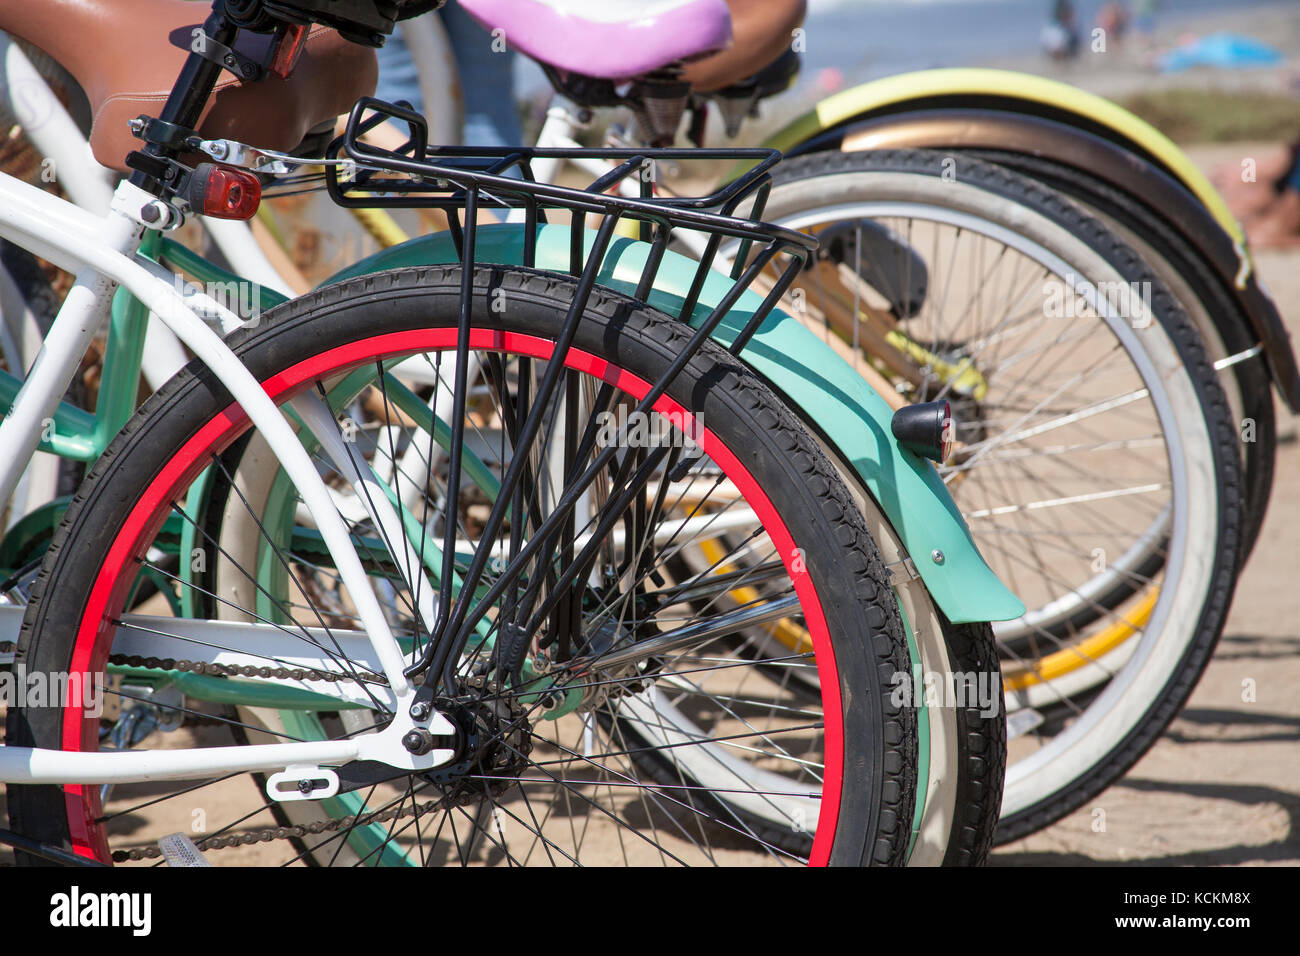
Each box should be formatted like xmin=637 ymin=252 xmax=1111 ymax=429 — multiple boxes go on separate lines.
xmin=157 ymin=833 xmax=212 ymax=868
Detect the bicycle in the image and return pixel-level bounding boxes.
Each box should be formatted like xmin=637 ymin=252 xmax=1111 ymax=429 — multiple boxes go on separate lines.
xmin=280 ymin=8 xmax=1247 ymax=844
xmin=0 ymin=0 xmax=1246 ymax=857
xmin=0 ymin=0 xmax=1009 ymax=866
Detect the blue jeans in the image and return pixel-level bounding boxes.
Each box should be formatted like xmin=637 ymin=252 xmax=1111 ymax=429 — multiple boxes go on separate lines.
xmin=375 ymin=2 xmax=521 ymax=147
xmin=1285 ymin=148 xmax=1300 ymax=195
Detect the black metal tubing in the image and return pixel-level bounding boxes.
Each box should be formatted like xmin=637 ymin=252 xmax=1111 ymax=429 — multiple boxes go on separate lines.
xmin=413 ymin=212 xmax=625 ymax=684
xmin=424 ymin=241 xmax=788 ymax=684
xmin=322 ymin=96 xmax=817 ymax=690
xmin=429 ymin=187 xmax=480 ymax=656
xmin=128 ymin=4 xmax=238 ymax=195
xmin=0 ymin=828 xmax=108 ymax=867
xmin=328 ymin=99 xmax=816 ymax=254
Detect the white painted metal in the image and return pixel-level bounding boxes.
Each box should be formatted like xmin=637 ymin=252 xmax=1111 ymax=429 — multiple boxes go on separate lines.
xmin=0 ymin=36 xmax=193 ymax=391
xmin=0 ymin=172 xmax=470 ymax=781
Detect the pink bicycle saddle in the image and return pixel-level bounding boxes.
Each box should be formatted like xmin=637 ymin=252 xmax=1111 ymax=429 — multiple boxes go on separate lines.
xmin=457 ymin=0 xmax=733 ymax=79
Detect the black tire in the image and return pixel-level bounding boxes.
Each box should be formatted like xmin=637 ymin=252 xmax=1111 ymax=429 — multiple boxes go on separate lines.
xmin=939 ymin=619 xmax=1005 ymax=866
xmin=7 ymin=265 xmax=920 ymax=866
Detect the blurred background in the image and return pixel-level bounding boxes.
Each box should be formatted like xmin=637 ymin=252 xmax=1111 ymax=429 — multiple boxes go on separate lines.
xmin=513 ymin=0 xmax=1300 ymax=149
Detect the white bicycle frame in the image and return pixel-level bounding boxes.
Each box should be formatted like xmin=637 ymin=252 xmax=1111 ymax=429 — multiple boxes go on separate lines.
xmin=0 ymin=168 xmax=458 ymax=786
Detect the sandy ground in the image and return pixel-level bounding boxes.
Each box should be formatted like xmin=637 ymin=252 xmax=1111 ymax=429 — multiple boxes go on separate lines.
xmin=980 ymin=3 xmax=1300 ymax=102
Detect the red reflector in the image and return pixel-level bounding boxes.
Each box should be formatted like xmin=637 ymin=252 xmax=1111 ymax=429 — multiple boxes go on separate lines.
xmin=270 ymin=23 xmax=310 ymax=79
xmin=200 ymin=166 xmax=261 ymax=220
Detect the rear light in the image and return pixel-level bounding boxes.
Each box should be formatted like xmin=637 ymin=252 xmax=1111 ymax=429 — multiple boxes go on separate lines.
xmin=186 ymin=163 xmax=261 ymax=220
xmin=891 ymin=399 xmax=952 ymax=463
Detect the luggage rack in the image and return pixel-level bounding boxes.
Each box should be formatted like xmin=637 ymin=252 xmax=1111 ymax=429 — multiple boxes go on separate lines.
xmin=320 ymin=98 xmax=821 ymax=686
xmin=324 ymin=97 xmax=817 ymax=357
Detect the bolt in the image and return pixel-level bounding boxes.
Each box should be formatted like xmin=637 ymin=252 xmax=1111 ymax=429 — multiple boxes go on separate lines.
xmin=402 ymin=729 xmax=434 ymax=755
xmin=139 ymin=203 xmax=162 ymax=223
xmin=409 ymin=700 xmax=431 ymax=720
xmin=297 ymin=779 xmax=314 ymax=795
xmin=930 ymin=549 xmax=945 ymax=565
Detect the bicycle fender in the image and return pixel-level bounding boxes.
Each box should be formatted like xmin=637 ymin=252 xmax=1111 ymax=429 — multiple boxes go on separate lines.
xmin=749 ymin=68 xmax=1300 ymax=410
xmin=325 ymin=224 xmax=1026 ymax=624
xmin=751 ymin=68 xmax=1243 ymax=244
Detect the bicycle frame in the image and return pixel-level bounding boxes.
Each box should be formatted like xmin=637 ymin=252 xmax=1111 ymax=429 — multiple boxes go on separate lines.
xmin=0 ymin=169 xmax=458 ymax=786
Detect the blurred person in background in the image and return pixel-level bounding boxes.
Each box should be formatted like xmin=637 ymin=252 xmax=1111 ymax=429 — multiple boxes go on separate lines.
xmin=376 ymin=0 xmax=521 ymax=147
xmin=1134 ymin=0 xmax=1158 ymax=52
xmin=1042 ymin=0 xmax=1081 ymax=61
xmin=1216 ymin=141 xmax=1300 ymax=249
xmin=1097 ymin=1 xmax=1129 ymax=49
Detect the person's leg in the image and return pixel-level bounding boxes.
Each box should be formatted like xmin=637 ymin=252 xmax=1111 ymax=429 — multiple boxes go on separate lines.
xmin=374 ymin=24 xmax=425 ymax=113
xmin=438 ymin=1 xmax=521 ymax=146
xmin=1214 ymin=140 xmax=1300 ymax=221
xmin=1246 ymin=148 xmax=1300 ymax=249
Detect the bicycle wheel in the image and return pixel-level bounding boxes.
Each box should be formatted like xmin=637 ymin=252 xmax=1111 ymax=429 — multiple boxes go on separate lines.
xmin=960 ymin=148 xmax=1274 ymax=558
xmin=6 ymin=265 xmax=919 ymax=866
xmin=662 ymin=442 xmax=1005 ymax=865
xmin=731 ymin=149 xmax=1241 ymax=841
xmin=205 ymin=310 xmax=1001 ymax=866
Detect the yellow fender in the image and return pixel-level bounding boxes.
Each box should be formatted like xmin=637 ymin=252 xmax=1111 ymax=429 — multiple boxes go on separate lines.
xmin=759 ymin=68 xmax=1245 ymax=248
xmin=749 ymin=67 xmax=1300 ymax=412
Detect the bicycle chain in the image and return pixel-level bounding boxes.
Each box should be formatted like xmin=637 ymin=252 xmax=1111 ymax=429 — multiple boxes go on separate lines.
xmin=4 ymin=642 xmax=386 ymax=688
xmin=9 ymin=649 xmax=536 ymax=862
xmin=106 ymin=653 xmax=389 ymax=686
xmin=111 ymin=797 xmax=446 ymax=862
xmin=103 ymin=652 xmax=401 ymax=858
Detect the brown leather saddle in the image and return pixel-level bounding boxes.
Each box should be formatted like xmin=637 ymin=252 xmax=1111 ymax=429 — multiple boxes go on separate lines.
xmin=0 ymin=0 xmax=378 ymax=172
xmin=0 ymin=0 xmax=804 ymax=173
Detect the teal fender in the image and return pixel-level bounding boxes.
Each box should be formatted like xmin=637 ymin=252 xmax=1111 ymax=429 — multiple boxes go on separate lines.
xmin=326 ymin=223 xmax=1025 ymax=623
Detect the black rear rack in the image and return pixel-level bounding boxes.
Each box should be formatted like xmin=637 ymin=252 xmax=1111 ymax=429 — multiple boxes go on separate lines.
xmin=322 ymin=98 xmax=818 ymax=688
xmin=325 ymin=97 xmax=816 ymax=353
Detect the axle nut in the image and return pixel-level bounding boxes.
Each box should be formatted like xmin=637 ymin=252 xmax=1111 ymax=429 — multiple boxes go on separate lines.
xmin=402 ymin=729 xmax=434 ymax=755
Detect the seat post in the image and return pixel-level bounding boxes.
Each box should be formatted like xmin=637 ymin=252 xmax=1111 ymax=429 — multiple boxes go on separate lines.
xmin=128 ymin=2 xmax=240 ymax=194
